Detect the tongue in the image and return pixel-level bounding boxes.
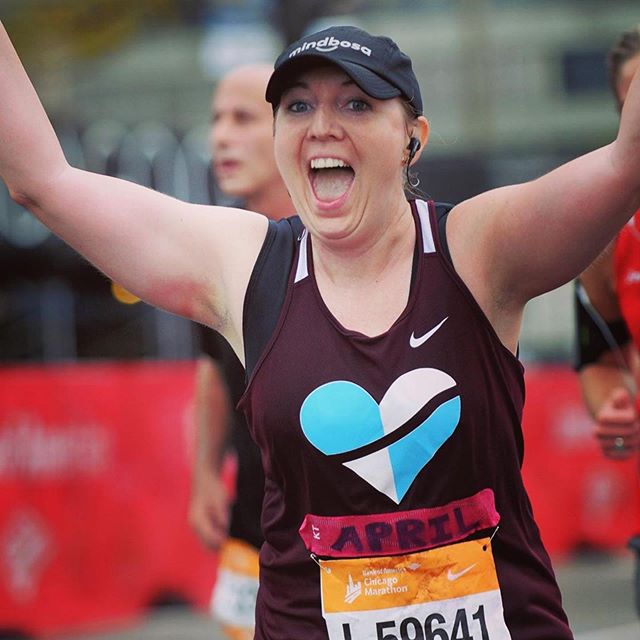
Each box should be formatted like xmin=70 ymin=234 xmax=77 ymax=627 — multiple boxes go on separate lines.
xmin=311 ymin=168 xmax=354 ymax=202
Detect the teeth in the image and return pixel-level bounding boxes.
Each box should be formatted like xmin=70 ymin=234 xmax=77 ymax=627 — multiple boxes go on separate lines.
xmin=310 ymin=158 xmax=351 ymax=170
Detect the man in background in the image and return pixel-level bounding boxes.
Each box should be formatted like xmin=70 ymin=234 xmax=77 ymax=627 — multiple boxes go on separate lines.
xmin=188 ymin=64 xmax=294 ymax=640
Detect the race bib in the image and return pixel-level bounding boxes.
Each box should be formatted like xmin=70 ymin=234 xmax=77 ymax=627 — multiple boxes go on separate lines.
xmin=319 ymin=537 xmax=511 ymax=640
xmin=210 ymin=538 xmax=260 ymax=640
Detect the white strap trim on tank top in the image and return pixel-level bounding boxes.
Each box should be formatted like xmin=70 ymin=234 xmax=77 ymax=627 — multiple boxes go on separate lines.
xmin=416 ymin=199 xmax=436 ymax=254
xmin=294 ymin=202 xmax=434 ymax=282
xmin=294 ymin=229 xmax=309 ymax=283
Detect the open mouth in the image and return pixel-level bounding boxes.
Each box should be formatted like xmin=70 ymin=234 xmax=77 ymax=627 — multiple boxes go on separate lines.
xmin=214 ymin=159 xmax=240 ymax=178
xmin=309 ymin=157 xmax=355 ymax=204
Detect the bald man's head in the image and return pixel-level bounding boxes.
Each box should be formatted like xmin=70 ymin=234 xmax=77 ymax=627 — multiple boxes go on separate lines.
xmin=210 ymin=64 xmax=284 ymax=208
xmin=216 ymin=64 xmax=273 ymax=101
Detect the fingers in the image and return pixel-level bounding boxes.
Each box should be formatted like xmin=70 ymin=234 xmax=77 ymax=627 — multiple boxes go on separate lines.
xmin=595 ymin=425 xmax=640 ymax=459
xmin=188 ymin=475 xmax=230 ymax=549
xmin=609 ymin=387 xmax=635 ymax=410
xmin=594 ymin=387 xmax=640 ymax=459
xmin=189 ymin=499 xmax=229 ymax=549
xmin=599 ymin=432 xmax=640 ymax=459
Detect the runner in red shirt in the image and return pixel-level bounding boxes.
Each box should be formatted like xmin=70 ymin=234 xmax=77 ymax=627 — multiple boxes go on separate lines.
xmin=576 ymin=26 xmax=640 ymax=460
xmin=574 ymin=24 xmax=640 ymax=616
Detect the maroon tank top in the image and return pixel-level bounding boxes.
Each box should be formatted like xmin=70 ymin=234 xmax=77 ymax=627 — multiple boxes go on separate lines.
xmin=239 ymin=200 xmax=573 ymax=640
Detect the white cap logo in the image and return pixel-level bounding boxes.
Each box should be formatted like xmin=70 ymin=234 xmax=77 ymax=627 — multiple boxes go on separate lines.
xmin=289 ymin=36 xmax=372 ymax=59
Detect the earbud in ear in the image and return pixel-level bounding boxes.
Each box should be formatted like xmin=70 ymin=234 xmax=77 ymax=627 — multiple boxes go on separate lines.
xmin=407 ymin=137 xmax=421 ymax=159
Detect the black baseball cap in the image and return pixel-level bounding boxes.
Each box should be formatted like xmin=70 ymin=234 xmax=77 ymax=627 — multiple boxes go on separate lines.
xmin=265 ymin=26 xmax=423 ymax=116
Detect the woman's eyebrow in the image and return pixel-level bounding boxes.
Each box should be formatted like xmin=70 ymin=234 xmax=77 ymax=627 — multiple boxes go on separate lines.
xmin=285 ymin=80 xmax=308 ymax=91
xmin=285 ymin=77 xmax=356 ymax=92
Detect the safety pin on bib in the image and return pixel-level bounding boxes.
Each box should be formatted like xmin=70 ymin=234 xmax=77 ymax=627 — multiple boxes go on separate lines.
xmin=310 ymin=553 xmax=332 ymax=574
xmin=482 ymin=525 xmax=500 ymax=551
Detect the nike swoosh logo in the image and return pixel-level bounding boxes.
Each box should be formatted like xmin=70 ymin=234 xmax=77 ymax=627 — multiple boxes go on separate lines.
xmin=447 ymin=563 xmax=477 ymax=581
xmin=409 ymin=317 xmax=448 ymax=348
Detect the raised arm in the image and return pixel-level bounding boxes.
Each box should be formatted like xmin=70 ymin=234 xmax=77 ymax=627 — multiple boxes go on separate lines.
xmin=448 ymin=60 xmax=640 ymax=347
xmin=0 ymin=22 xmax=267 ymax=358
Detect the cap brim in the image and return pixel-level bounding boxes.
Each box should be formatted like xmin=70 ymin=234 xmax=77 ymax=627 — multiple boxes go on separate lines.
xmin=265 ymin=53 xmax=401 ymax=107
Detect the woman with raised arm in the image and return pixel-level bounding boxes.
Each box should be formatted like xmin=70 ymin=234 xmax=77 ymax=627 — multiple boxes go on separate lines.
xmin=2 ymin=21 xmax=640 ymax=640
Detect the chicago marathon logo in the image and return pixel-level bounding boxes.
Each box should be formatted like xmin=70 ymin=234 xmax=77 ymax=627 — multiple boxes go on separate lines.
xmin=299 ymin=368 xmax=461 ymax=503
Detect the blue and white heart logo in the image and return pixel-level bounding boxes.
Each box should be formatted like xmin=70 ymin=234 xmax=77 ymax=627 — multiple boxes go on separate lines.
xmin=299 ymin=368 xmax=461 ymax=503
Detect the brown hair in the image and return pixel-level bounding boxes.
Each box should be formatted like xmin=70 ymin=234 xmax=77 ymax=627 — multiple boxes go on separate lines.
xmin=608 ymin=25 xmax=640 ymax=108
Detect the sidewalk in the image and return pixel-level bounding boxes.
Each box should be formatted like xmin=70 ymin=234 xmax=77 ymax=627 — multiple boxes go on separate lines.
xmin=557 ymin=551 xmax=638 ymax=634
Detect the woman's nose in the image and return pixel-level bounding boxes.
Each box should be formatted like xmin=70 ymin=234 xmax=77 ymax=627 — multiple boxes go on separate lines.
xmin=307 ymin=106 xmax=343 ymax=141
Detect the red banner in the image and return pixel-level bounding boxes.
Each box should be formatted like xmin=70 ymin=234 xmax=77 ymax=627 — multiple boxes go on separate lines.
xmin=0 ymin=361 xmax=217 ymax=637
xmin=522 ymin=365 xmax=640 ymax=558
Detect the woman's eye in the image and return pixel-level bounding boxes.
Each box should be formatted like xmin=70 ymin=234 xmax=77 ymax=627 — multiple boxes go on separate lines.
xmin=347 ymin=99 xmax=370 ymax=112
xmin=287 ymin=101 xmax=310 ymax=114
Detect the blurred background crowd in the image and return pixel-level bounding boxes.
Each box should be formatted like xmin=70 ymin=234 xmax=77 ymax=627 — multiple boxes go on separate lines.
xmin=1 ymin=1 xmax=640 ymax=639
